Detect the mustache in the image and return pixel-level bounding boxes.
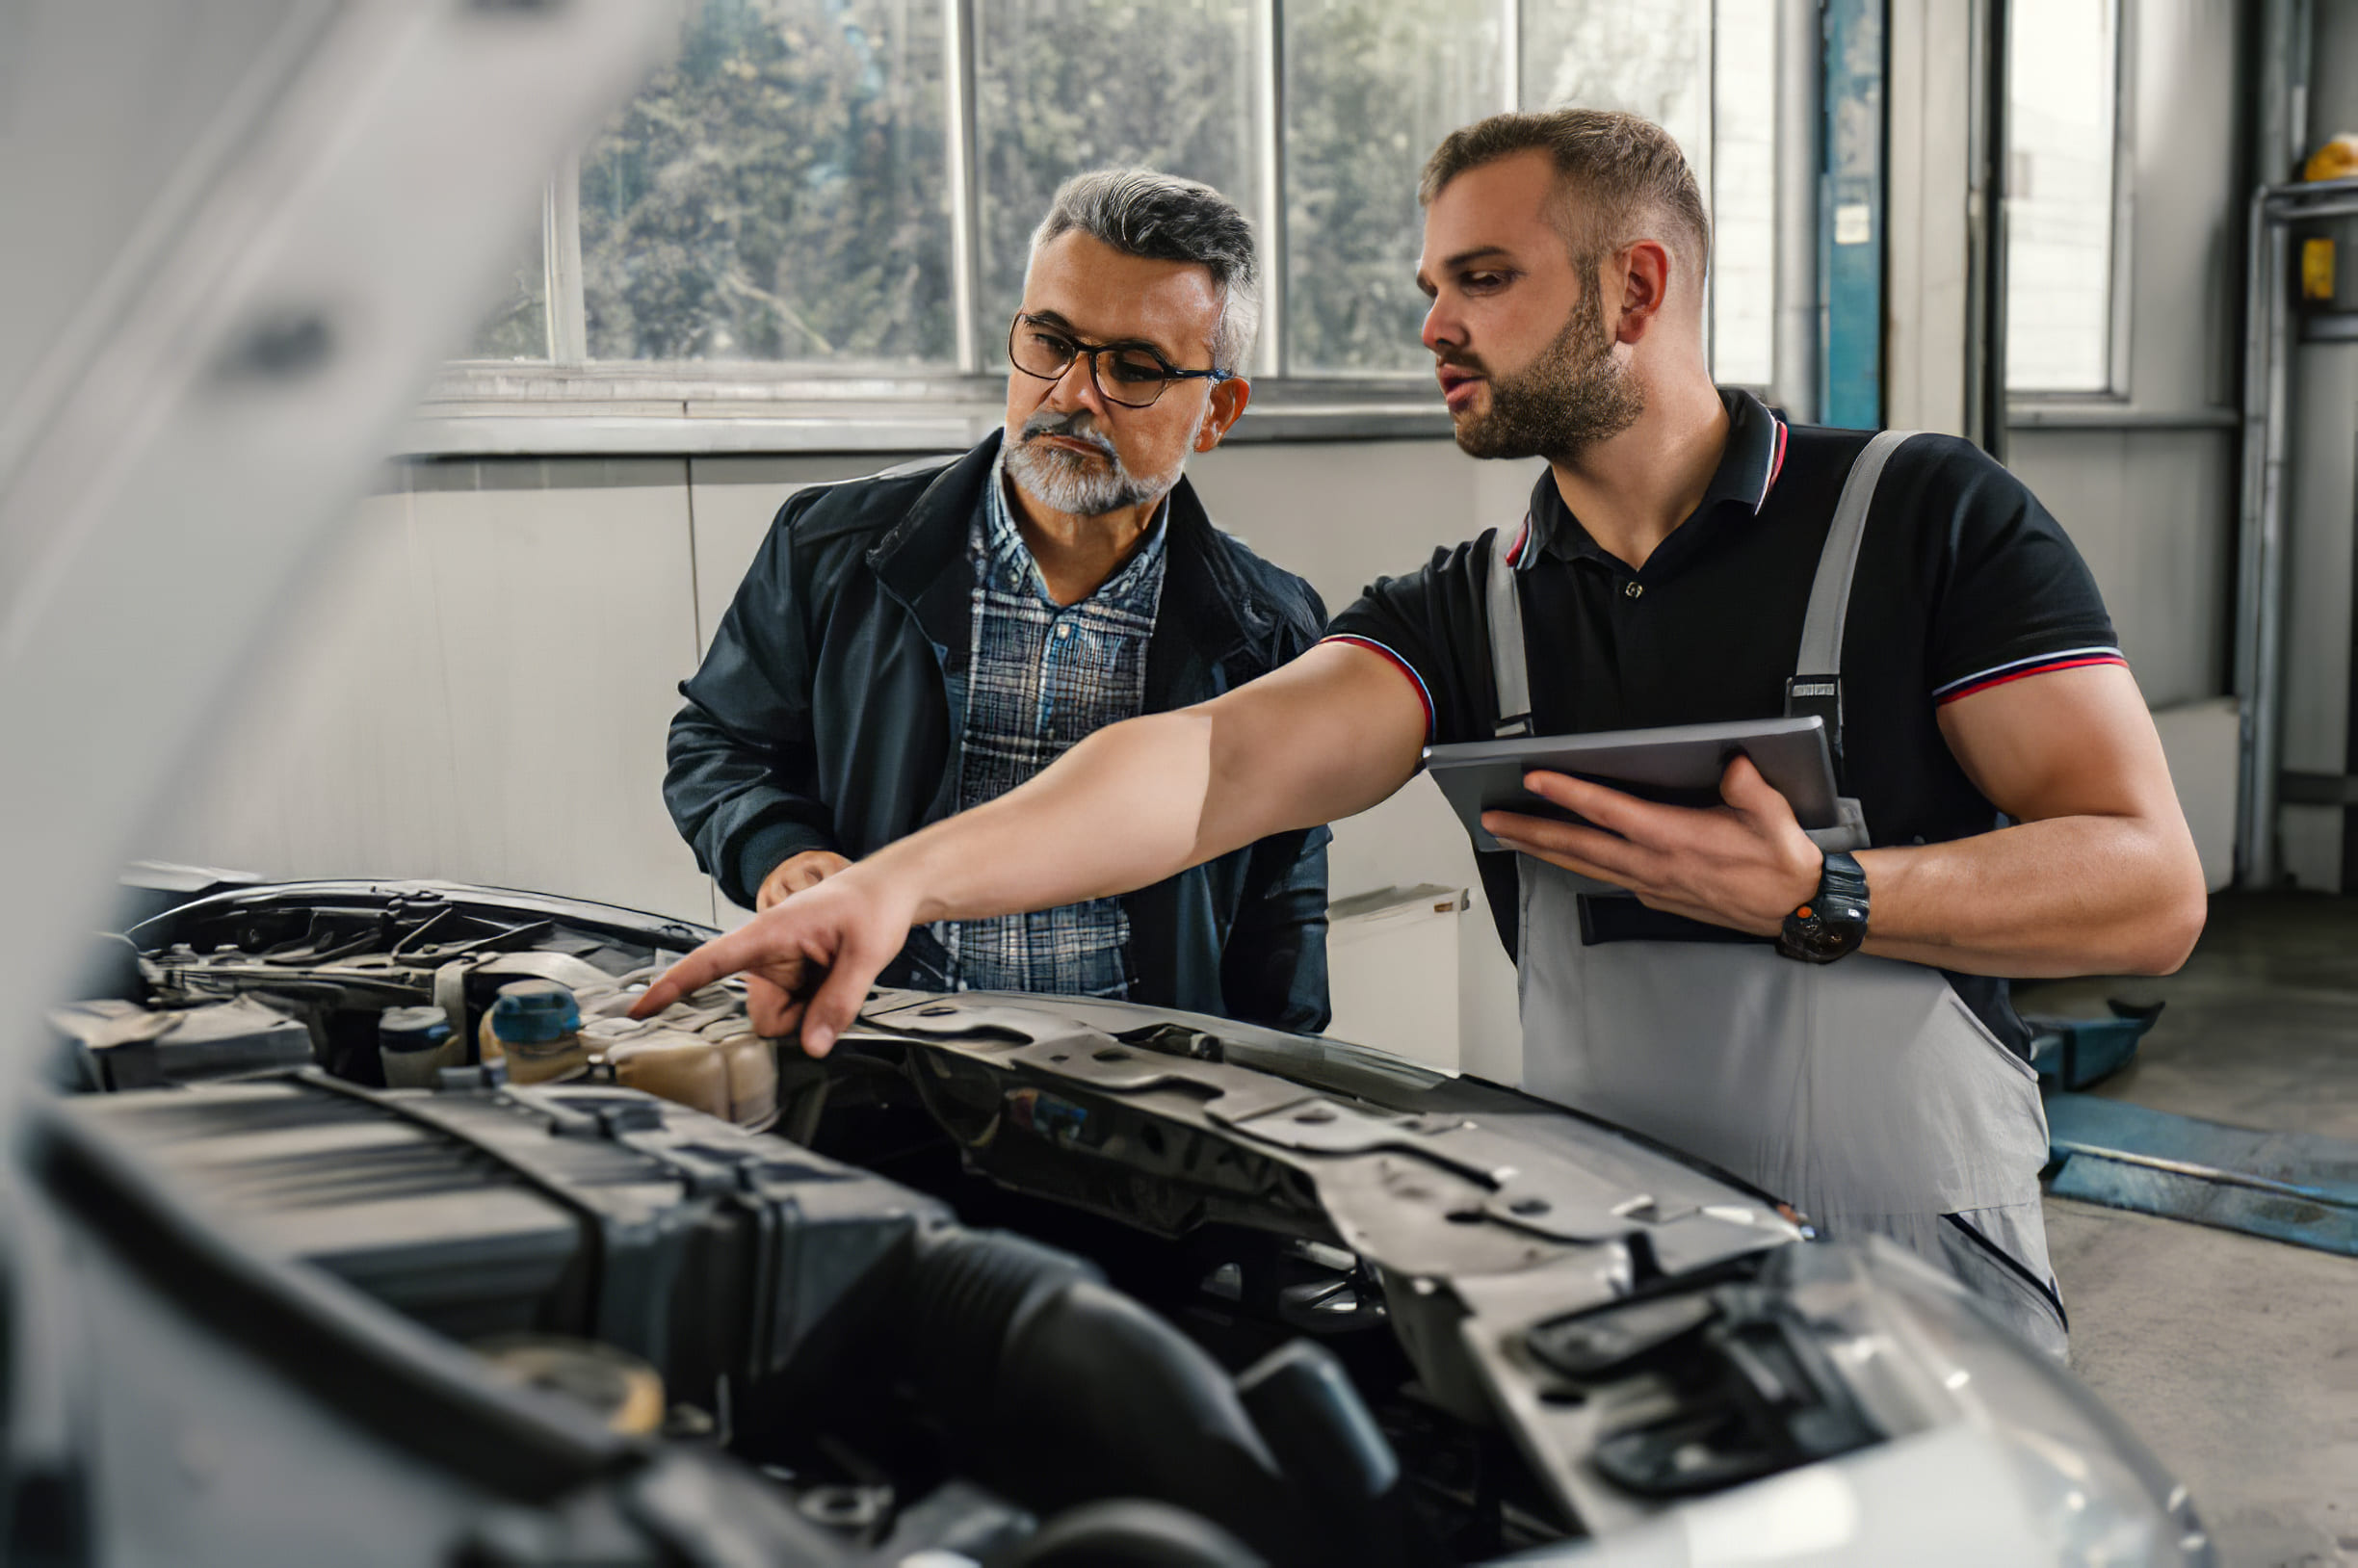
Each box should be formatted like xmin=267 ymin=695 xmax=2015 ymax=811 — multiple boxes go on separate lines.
xmin=1435 ymin=349 xmax=1489 ymax=377
xmin=1020 ymin=409 xmax=1118 ymax=459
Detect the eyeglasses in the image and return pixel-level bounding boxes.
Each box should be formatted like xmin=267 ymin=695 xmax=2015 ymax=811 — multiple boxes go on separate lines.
xmin=1008 ymin=314 xmax=1235 ymax=409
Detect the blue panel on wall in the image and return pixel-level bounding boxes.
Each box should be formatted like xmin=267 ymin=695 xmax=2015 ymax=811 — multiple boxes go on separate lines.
xmin=1821 ymin=0 xmax=1884 ymax=430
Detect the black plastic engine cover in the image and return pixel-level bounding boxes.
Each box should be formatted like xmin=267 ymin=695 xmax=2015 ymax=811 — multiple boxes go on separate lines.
xmin=58 ymin=1071 xmax=953 ymax=1407
xmin=51 ymin=995 xmax=316 ymax=1090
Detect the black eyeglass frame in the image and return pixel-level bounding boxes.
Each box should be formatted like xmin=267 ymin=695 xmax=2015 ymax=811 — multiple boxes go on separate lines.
xmin=1006 ymin=313 xmax=1237 ymax=409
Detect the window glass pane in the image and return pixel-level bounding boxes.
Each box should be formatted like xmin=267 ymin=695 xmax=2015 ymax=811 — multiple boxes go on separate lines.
xmin=2004 ymin=0 xmax=2118 ymax=393
xmin=1519 ymin=2 xmax=1734 ymax=378
xmin=579 ymin=0 xmax=953 ymax=365
xmin=1285 ymin=0 xmax=1502 ymax=374
xmin=1710 ymin=0 xmax=1776 ymax=387
xmin=468 ymin=220 xmax=548 ymax=361
xmin=975 ymin=0 xmax=1258 ymax=365
xmin=1520 ymin=0 xmax=1712 ymax=175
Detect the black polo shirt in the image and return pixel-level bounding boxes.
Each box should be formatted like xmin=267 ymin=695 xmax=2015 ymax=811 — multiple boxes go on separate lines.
xmin=1325 ymin=389 xmax=2121 ymax=1054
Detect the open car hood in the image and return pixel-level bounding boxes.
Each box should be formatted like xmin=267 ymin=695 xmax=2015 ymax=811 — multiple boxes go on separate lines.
xmin=37 ymin=875 xmax=2214 ymax=1564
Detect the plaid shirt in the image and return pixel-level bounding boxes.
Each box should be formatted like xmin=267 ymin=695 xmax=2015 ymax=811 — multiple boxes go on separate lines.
xmin=935 ymin=453 xmax=1168 ymax=997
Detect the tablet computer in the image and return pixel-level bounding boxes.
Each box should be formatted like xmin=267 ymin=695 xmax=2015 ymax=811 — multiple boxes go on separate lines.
xmin=1423 ymin=716 xmax=1841 ymax=853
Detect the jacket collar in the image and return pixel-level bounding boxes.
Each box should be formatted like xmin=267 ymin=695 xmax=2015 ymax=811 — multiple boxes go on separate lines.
xmin=866 ymin=434 xmax=999 ymax=672
xmin=867 ymin=429 xmax=1270 ymax=687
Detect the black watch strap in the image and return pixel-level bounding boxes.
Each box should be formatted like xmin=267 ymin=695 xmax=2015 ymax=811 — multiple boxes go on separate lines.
xmin=1777 ymin=850 xmax=1870 ymax=963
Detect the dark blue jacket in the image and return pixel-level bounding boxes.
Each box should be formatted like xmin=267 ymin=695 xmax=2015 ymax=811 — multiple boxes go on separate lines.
xmin=665 ymin=432 xmax=1332 ymax=1032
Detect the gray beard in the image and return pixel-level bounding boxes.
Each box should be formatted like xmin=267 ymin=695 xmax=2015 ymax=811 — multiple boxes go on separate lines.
xmin=1003 ymin=409 xmax=1187 ymax=516
xmin=1451 ymin=277 xmax=1646 ymax=463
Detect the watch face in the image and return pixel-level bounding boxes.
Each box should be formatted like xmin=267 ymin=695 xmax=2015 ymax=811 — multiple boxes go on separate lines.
xmin=1779 ymin=914 xmax=1857 ymax=962
xmin=1781 ymin=855 xmax=1868 ymax=962
xmin=1786 ymin=912 xmax=1841 ymax=958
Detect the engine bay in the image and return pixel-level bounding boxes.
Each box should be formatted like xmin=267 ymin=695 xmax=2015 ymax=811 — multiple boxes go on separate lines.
xmin=45 ymin=879 xmax=1917 ymax=1567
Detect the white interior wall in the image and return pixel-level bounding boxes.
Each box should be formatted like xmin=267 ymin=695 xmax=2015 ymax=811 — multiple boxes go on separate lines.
xmin=2003 ymin=428 xmax=2234 ymax=712
xmin=146 ymin=459 xmax=717 ymax=927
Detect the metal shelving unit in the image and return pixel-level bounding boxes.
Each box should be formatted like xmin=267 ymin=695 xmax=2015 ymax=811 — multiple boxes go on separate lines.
xmin=2235 ymin=174 xmax=2358 ymax=886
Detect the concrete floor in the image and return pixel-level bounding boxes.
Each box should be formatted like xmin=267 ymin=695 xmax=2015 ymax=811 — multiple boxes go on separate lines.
xmin=2015 ymin=892 xmax=2358 ymax=1568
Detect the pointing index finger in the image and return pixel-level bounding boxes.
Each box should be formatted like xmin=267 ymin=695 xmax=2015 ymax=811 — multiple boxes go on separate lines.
xmin=629 ymin=928 xmax=761 ymax=1018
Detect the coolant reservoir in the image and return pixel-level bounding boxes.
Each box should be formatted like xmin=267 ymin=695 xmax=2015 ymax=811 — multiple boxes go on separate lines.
xmin=482 ymin=980 xmax=588 ymax=1085
xmin=379 ymin=1005 xmax=459 ymax=1088
xmin=587 ymin=1015 xmax=778 ymax=1131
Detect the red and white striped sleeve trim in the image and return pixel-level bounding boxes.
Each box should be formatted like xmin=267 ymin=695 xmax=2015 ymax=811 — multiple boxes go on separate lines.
xmin=1933 ymin=646 xmax=2128 ymax=705
xmin=1322 ymin=634 xmax=1436 ymax=740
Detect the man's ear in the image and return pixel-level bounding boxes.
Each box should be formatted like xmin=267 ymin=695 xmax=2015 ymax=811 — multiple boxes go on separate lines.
xmin=1607 ymin=239 xmax=1675 ymax=346
xmin=1197 ymin=375 xmax=1251 ymax=452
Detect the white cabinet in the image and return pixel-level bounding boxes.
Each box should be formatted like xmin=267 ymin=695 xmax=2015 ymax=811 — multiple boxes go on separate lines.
xmin=1324 ymin=883 xmax=1469 ymax=1073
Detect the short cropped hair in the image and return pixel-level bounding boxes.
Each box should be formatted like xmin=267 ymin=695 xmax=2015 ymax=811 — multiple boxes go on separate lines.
xmin=1420 ymin=109 xmax=1711 ymax=280
xmin=1030 ymin=169 xmax=1261 ymax=374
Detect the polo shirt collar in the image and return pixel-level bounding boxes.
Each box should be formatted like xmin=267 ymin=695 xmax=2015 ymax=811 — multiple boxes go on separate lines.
xmin=1518 ymin=387 xmax=1789 ymax=571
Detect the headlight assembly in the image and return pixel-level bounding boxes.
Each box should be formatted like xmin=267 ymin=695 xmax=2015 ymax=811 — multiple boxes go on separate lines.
xmin=1847 ymin=1241 xmax=2214 ymax=1568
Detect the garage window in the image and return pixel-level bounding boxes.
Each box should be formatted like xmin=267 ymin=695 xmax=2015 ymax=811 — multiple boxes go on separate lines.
xmin=457 ymin=0 xmax=1785 ymax=396
xmin=2004 ymin=0 xmax=2130 ymax=396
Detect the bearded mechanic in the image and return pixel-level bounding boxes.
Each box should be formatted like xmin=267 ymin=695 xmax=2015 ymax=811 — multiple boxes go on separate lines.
xmin=638 ymin=111 xmax=2209 ymax=1355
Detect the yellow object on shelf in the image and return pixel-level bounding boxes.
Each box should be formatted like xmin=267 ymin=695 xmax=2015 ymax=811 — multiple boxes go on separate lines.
xmin=2299 ymin=139 xmax=2358 ymax=304
xmin=2304 ymin=238 xmax=2338 ymax=303
xmin=2305 ymin=134 xmax=2358 ymax=183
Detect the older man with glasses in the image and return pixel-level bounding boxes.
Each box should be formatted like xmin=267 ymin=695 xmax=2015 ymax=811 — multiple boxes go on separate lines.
xmin=664 ymin=169 xmax=1331 ymax=1031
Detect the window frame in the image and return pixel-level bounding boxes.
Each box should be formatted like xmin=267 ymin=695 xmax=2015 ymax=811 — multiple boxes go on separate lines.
xmin=2000 ymin=0 xmax=2136 ymax=405
xmin=415 ymin=0 xmax=1781 ymax=452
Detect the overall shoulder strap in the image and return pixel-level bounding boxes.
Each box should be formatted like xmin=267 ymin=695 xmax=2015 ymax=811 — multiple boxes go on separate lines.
xmin=1784 ymin=429 xmax=1921 ymax=753
xmin=1786 ymin=428 xmax=1920 ymax=852
xmin=1486 ymin=519 xmax=1533 ymax=738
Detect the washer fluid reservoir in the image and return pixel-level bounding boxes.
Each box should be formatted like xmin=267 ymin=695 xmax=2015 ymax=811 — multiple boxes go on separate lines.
xmin=483 ymin=980 xmax=588 ymax=1085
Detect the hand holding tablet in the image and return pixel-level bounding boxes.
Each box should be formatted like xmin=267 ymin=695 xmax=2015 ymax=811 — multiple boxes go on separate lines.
xmin=1422 ymin=716 xmax=1847 ymax=854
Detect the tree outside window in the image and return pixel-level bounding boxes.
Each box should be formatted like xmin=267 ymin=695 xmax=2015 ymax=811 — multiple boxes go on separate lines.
xmin=460 ymin=0 xmax=1782 ymax=392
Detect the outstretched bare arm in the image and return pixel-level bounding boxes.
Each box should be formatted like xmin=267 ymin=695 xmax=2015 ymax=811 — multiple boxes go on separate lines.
xmin=632 ymin=641 xmax=1429 ymax=1052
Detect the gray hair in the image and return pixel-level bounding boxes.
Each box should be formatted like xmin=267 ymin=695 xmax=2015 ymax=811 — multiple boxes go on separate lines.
xmin=1028 ymin=169 xmax=1261 ymax=375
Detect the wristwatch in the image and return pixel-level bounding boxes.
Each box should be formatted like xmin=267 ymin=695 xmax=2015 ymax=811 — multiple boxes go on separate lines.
xmin=1776 ymin=850 xmax=1870 ymax=963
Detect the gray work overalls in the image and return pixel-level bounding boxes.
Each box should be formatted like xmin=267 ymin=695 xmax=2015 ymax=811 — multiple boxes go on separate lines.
xmin=1486 ymin=431 xmax=2069 ymax=1358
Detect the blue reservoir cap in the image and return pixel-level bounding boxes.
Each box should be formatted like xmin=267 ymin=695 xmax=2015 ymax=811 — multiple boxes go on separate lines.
xmin=489 ymin=980 xmax=581 ymax=1045
xmin=379 ymin=1005 xmax=454 ymax=1054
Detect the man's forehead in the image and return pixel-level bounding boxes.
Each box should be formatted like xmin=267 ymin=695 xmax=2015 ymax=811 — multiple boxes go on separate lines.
xmin=1418 ymin=154 xmax=1581 ymax=270
xmin=1022 ymin=232 xmax=1219 ymax=353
